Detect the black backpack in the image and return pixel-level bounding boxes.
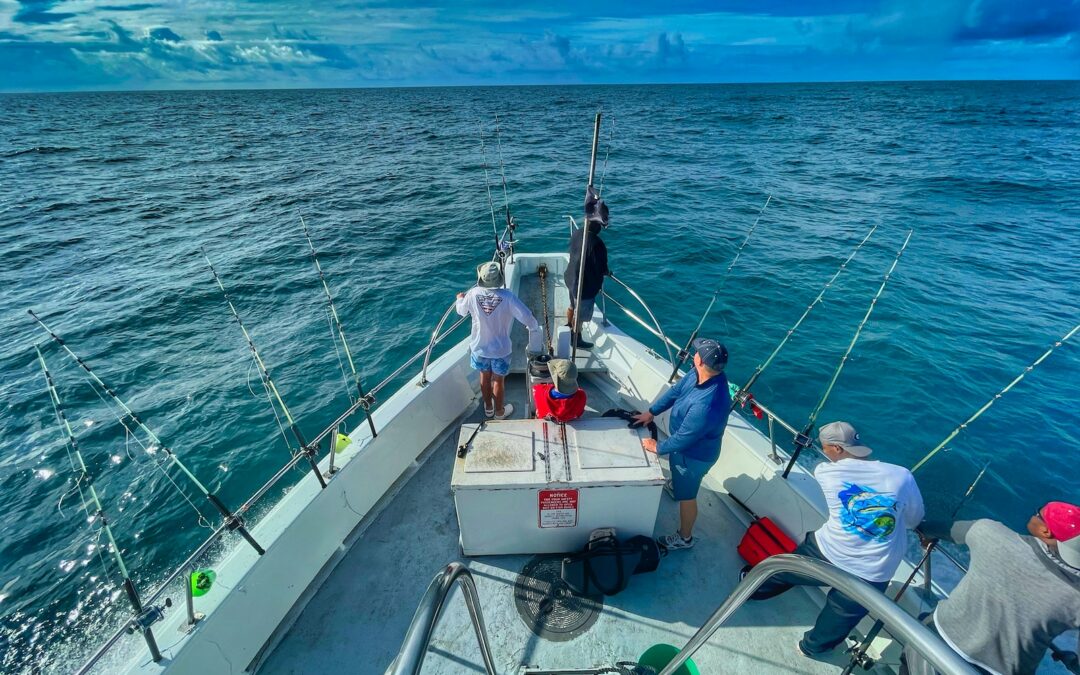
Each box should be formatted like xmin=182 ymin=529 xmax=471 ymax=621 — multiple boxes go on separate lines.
xmin=561 ymin=529 xmax=663 ymax=596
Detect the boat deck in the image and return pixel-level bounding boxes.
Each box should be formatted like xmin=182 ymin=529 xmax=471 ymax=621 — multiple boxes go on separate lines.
xmin=259 ymin=375 xmax=879 ymax=675
xmin=510 ymin=272 xmax=606 ymax=374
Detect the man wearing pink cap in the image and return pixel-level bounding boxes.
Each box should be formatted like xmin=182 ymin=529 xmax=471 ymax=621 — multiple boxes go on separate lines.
xmin=902 ymin=500 xmax=1080 ymax=675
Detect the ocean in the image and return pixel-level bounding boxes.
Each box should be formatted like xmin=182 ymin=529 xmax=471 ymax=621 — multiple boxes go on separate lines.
xmin=1 ymin=82 xmax=1078 ymax=673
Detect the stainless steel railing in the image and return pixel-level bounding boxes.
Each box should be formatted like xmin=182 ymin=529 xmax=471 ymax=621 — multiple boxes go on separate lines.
xmin=387 ymin=562 xmax=498 ymax=675
xmin=420 ymin=301 xmax=467 ymax=386
xmin=659 ymin=554 xmax=977 ymax=675
xmin=602 ymin=273 xmax=676 ymax=366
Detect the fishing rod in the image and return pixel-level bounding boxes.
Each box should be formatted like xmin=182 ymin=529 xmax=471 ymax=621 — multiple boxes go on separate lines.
xmin=911 ymin=321 xmax=1080 ymax=473
xmin=493 ymin=114 xmax=515 ymax=262
xmin=782 ymin=230 xmax=913 ymax=479
xmin=202 ymin=250 xmax=328 ymax=489
xmin=28 ymin=309 xmax=265 ymax=555
xmin=35 ymin=345 xmax=165 ymax=662
xmin=477 ymin=120 xmax=502 ymax=268
xmin=300 ymin=216 xmax=377 ymax=443
xmin=732 ymin=224 xmax=878 ymax=411
xmin=668 ymin=195 xmax=772 ymax=383
xmin=841 ymin=461 xmax=990 ymax=675
xmin=571 ymin=110 xmax=603 ymax=362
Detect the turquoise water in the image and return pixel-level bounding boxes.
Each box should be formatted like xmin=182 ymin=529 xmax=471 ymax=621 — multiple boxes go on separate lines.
xmin=1 ymin=82 xmax=1078 ymax=672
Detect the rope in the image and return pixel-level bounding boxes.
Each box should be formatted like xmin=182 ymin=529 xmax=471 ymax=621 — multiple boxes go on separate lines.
xmin=911 ymin=322 xmax=1079 ymax=472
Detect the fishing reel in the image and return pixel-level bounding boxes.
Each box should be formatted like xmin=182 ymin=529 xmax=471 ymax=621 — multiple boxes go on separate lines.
xmin=126 ymin=598 xmax=171 ymax=635
xmin=843 ymin=636 xmax=876 ymax=671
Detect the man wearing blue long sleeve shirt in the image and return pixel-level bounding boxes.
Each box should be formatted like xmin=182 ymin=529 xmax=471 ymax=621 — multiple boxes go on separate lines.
xmin=633 ymin=338 xmax=731 ymax=551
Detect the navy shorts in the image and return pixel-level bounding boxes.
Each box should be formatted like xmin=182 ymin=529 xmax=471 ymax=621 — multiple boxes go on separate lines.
xmin=668 ymin=452 xmax=715 ymax=501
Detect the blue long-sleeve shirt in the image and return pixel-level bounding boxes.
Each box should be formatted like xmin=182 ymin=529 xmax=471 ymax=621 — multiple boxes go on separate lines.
xmin=648 ymin=372 xmax=731 ymax=463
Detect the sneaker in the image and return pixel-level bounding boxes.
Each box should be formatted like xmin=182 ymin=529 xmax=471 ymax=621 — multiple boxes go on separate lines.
xmin=494 ymin=403 xmax=515 ymax=420
xmin=663 ymin=480 xmax=675 ymax=500
xmin=658 ymin=532 xmax=694 ymax=550
xmin=484 ymin=403 xmax=495 ymax=418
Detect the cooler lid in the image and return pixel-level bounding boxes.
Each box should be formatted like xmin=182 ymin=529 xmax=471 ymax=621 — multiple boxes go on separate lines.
xmin=570 ymin=418 xmax=649 ymax=469
xmin=462 ymin=422 xmax=537 ymax=473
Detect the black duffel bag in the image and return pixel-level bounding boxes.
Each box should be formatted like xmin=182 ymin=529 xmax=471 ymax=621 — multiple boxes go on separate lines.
xmin=561 ymin=528 xmax=663 ymax=597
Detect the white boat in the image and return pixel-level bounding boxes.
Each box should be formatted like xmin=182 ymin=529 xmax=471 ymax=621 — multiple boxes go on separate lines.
xmin=63 ymin=238 xmax=977 ymax=675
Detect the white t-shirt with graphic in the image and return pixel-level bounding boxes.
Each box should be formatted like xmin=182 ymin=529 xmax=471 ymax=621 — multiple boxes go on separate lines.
xmin=455 ymin=287 xmax=540 ymax=359
xmin=813 ymin=458 xmax=925 ymax=583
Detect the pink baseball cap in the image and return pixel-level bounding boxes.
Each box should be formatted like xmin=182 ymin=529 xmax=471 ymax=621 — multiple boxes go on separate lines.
xmin=1042 ymin=501 xmax=1080 ymax=568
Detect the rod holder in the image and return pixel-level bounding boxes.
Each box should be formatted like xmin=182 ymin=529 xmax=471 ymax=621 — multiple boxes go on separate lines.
xmin=181 ymin=569 xmax=204 ymax=633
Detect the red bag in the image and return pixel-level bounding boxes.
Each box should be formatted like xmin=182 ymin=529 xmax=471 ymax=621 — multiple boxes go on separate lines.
xmin=737 ymin=516 xmax=797 ymax=567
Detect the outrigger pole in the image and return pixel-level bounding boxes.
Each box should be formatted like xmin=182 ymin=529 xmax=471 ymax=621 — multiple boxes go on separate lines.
xmin=571 ymin=110 xmax=603 ymax=362
xmin=28 ymin=310 xmax=265 ymax=555
xmin=34 ymin=346 xmax=164 ymax=662
xmin=493 ymin=114 xmax=515 ymax=263
xmin=668 ymin=195 xmax=772 ymax=382
xmin=782 ymin=230 xmax=913 ymax=478
xmin=911 ymin=321 xmax=1079 ymax=473
xmin=841 ymin=461 xmax=990 ymax=675
xmin=202 ymin=251 xmax=328 ymax=489
xmin=300 ymin=216 xmax=377 ymax=440
xmin=733 ymin=223 xmax=878 ymax=408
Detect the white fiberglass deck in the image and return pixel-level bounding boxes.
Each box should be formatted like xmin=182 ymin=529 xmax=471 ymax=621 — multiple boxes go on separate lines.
xmin=259 ymin=376 xmax=873 ymax=675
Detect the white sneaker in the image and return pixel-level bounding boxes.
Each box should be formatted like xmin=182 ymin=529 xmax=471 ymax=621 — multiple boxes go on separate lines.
xmin=658 ymin=532 xmax=694 ymax=550
xmin=484 ymin=403 xmax=495 ymax=418
xmin=494 ymin=403 xmax=514 ymax=420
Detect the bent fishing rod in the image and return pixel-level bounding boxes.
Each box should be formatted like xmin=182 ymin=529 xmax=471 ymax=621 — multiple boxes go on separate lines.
xmin=202 ymin=250 xmax=328 ymax=489
xmin=28 ymin=309 xmax=265 ymax=555
xmin=911 ymin=321 xmax=1079 ymax=473
xmin=842 ymin=461 xmax=990 ymax=675
xmin=35 ymin=345 xmax=165 ymax=661
xmin=783 ymin=230 xmax=913 ymax=478
xmin=668 ymin=194 xmax=772 ymax=382
xmin=300 ymin=216 xmax=377 ymax=441
xmin=731 ymin=223 xmax=878 ymax=413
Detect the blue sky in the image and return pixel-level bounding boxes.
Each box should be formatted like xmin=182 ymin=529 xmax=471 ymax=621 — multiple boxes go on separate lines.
xmin=1 ymin=0 xmax=1078 ymax=91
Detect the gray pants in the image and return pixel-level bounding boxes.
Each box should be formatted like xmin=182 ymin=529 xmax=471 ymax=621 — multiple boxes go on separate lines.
xmin=569 ymin=295 xmax=596 ymax=331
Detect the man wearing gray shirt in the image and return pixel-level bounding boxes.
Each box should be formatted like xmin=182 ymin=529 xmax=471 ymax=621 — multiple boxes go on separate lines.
xmin=903 ymin=500 xmax=1080 ymax=675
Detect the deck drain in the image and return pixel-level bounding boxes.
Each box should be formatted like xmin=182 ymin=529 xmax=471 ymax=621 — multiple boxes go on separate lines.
xmin=513 ymin=555 xmax=602 ymax=642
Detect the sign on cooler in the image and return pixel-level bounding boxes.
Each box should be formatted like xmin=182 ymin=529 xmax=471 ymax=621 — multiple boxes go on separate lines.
xmin=538 ymin=489 xmax=578 ymax=528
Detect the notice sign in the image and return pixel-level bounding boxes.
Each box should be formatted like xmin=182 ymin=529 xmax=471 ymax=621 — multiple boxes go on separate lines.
xmin=538 ymin=489 xmax=578 ymax=528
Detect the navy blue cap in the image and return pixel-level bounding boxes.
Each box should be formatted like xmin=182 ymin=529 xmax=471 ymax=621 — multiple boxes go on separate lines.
xmin=692 ymin=338 xmax=728 ymax=371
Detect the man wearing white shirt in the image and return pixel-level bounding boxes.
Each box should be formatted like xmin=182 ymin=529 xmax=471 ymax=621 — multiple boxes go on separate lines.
xmin=456 ymin=261 xmax=540 ymax=419
xmin=751 ymin=421 xmax=925 ymax=657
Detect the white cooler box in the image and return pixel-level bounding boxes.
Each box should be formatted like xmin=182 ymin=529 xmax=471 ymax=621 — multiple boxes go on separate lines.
xmin=451 ymin=416 xmax=665 ymax=556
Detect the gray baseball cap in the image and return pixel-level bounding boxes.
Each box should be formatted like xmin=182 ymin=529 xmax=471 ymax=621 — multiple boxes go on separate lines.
xmin=548 ymin=358 xmax=579 ymax=395
xmin=818 ymin=421 xmax=873 ymax=457
xmin=476 ymin=261 xmax=503 ymax=288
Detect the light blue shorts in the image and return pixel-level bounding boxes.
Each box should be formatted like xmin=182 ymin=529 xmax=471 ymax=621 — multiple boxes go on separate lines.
xmin=470 ymin=353 xmax=510 ymax=377
xmin=668 ymin=452 xmax=716 ymax=501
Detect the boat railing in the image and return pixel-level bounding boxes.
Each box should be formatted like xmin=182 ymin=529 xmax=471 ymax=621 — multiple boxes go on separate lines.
xmin=387 ymin=562 xmax=497 ymax=675
xmin=420 ymin=301 xmax=468 ymax=386
xmin=660 ymin=553 xmax=977 ymax=675
xmin=601 ymin=273 xmax=676 ymax=366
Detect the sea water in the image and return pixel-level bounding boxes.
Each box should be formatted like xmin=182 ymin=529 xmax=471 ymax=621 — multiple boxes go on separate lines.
xmin=1 ymin=82 xmax=1077 ymax=673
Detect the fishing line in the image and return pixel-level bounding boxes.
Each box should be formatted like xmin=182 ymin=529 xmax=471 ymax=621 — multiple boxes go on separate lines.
xmin=325 ymin=308 xmax=354 ymax=402
xmin=598 ymin=115 xmax=616 ymax=198
xmin=246 ymin=359 xmax=294 ymax=458
xmin=734 ymin=224 xmax=878 ymax=407
xmin=202 ymin=250 xmax=327 ymax=489
xmin=493 ymin=114 xmax=512 ymax=232
xmin=29 ymin=309 xmax=265 ymax=555
xmin=668 ymin=194 xmax=772 ymax=382
xmin=300 ymin=215 xmax=377 ymax=438
xmin=911 ymin=322 xmax=1079 ymax=473
xmin=477 ymin=121 xmax=501 ymax=260
xmin=783 ymin=230 xmax=913 ymax=478
xmin=34 ymin=345 xmax=163 ymax=660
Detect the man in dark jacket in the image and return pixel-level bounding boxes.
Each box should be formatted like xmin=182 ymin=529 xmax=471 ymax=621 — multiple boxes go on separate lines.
xmin=565 ymin=186 xmax=609 ymax=349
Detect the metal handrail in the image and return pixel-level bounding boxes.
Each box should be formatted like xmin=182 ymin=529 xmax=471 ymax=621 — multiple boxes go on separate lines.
xmin=603 ymin=273 xmax=675 ymax=366
xmin=421 ymin=301 xmax=463 ymax=385
xmin=388 ymin=562 xmax=497 ymax=675
xmin=658 ymin=554 xmax=977 ymax=675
